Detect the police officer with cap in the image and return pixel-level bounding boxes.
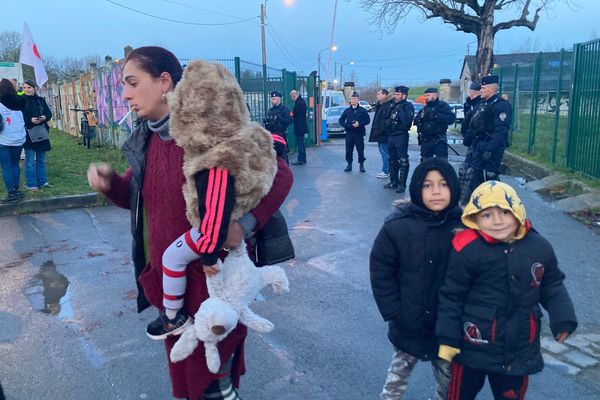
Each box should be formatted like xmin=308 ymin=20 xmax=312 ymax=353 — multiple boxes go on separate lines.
xmin=413 ymin=87 xmax=455 ymax=160
xmin=383 ymin=85 xmax=414 ymax=193
xmin=458 ymin=81 xmax=482 ymax=204
xmin=264 ymin=90 xmax=293 ymax=162
xmin=339 ymin=91 xmax=371 ymax=172
xmin=460 ymin=75 xmax=512 ymax=205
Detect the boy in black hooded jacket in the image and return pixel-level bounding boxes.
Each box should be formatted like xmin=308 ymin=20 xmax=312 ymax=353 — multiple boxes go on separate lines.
xmin=370 ymin=158 xmax=462 ymax=399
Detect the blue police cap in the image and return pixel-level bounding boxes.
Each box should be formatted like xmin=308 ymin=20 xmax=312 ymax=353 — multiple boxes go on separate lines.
xmin=424 ymin=87 xmax=438 ymax=94
xmin=469 ymin=82 xmax=481 ymax=91
xmin=270 ymin=91 xmax=282 ymax=98
xmin=395 ymin=86 xmax=409 ymax=94
xmin=481 ymin=75 xmax=499 ymax=85
xmin=351 ymin=91 xmax=359 ymax=98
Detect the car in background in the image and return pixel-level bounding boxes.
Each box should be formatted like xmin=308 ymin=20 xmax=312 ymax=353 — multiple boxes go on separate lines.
xmin=408 ymin=100 xmax=424 ymax=117
xmin=448 ymin=103 xmax=465 ymax=122
xmin=324 ymin=106 xmax=347 ymax=135
xmin=359 ymin=100 xmax=373 ymax=112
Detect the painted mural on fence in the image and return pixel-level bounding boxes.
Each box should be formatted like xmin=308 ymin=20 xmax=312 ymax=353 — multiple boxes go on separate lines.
xmin=93 ymin=62 xmax=132 ymax=132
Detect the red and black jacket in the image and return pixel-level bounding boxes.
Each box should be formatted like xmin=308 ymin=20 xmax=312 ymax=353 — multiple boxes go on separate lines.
xmin=436 ymin=225 xmax=577 ymax=375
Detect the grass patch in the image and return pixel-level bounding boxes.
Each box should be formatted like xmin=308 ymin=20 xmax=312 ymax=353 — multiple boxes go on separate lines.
xmin=0 ymin=129 xmax=128 ymax=200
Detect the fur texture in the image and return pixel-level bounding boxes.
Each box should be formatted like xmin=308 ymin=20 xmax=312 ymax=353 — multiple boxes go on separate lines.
xmin=170 ymin=244 xmax=289 ymax=371
xmin=168 ymin=60 xmax=277 ymax=224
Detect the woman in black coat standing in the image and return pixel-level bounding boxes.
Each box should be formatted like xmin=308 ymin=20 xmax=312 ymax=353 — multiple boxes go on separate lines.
xmin=21 ymin=80 xmax=52 ymax=190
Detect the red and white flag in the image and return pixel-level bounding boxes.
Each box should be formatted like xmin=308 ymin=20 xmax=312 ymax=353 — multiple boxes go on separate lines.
xmin=19 ymin=22 xmax=48 ymax=87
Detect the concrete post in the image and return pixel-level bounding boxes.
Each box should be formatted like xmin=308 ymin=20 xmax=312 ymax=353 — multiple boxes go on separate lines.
xmin=439 ymin=79 xmax=451 ymax=102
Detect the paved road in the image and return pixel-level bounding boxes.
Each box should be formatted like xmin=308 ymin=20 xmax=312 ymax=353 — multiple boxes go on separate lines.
xmin=1 ymin=141 xmax=599 ymax=399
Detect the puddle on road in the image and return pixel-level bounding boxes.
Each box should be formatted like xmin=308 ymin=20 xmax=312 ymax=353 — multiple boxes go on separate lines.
xmin=22 ymin=260 xmax=106 ymax=368
xmin=23 ymin=260 xmax=72 ymax=318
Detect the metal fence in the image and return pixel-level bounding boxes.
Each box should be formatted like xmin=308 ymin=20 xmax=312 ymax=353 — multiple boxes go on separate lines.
xmin=495 ymin=39 xmax=600 ymax=179
xmin=42 ymin=56 xmax=319 ymax=153
xmin=566 ymin=39 xmax=600 ymax=178
xmin=496 ymin=50 xmax=573 ymax=167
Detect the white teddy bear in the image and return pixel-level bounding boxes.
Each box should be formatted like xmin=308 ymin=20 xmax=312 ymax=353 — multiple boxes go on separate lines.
xmin=169 ymin=242 xmax=289 ymax=373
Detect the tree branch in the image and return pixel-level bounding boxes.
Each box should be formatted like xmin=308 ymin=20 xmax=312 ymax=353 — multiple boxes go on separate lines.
xmin=493 ymin=0 xmax=547 ymax=33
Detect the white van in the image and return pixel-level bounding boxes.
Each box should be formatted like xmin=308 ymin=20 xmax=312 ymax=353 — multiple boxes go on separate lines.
xmin=322 ymin=90 xmax=347 ymax=119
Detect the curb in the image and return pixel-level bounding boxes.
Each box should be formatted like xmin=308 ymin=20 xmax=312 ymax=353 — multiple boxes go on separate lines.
xmin=502 ymin=151 xmax=552 ymax=180
xmin=0 ymin=193 xmax=108 ymax=218
xmin=504 ymin=151 xmax=600 ymax=213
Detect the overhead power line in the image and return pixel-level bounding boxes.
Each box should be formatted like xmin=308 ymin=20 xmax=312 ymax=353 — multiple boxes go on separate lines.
xmin=106 ymin=0 xmax=260 ymax=26
xmin=265 ymin=23 xmax=304 ymax=71
xmin=163 ymin=0 xmax=251 ymax=21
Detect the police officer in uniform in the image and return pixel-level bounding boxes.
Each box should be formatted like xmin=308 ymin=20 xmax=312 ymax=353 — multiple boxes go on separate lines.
xmin=339 ymin=91 xmax=371 ymax=172
xmin=460 ymin=75 xmax=512 ymax=204
xmin=383 ymin=86 xmax=414 ymax=193
xmin=263 ymin=91 xmax=293 ymax=163
xmin=458 ymin=82 xmax=482 ymax=205
xmin=413 ymin=87 xmax=455 ymax=160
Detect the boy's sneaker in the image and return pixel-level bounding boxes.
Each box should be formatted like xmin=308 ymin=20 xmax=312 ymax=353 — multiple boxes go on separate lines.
xmin=146 ymin=310 xmax=192 ymax=340
xmin=376 ymin=172 xmax=389 ymax=179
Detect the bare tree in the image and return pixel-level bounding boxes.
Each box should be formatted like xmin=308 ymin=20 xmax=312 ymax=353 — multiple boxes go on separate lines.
xmin=0 ymin=31 xmax=21 ymax=62
xmin=360 ymin=0 xmax=569 ymax=80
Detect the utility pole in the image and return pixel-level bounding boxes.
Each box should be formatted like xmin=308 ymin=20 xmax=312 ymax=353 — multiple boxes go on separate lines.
xmin=334 ymin=61 xmax=337 ymax=89
xmin=261 ymin=3 xmax=268 ymax=113
xmin=261 ymin=3 xmax=266 ymax=66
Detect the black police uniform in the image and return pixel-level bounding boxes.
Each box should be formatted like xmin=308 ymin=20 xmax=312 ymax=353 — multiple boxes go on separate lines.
xmin=263 ymin=92 xmax=293 ymax=163
xmin=465 ymin=92 xmax=512 ymax=199
xmin=458 ymin=94 xmax=482 ymax=204
xmin=384 ymin=90 xmax=414 ymax=192
xmin=414 ymin=95 xmax=455 ymax=160
xmin=339 ymin=97 xmax=371 ymax=171
xmin=264 ymin=103 xmax=292 ymax=136
xmin=461 ymin=95 xmax=482 ymax=149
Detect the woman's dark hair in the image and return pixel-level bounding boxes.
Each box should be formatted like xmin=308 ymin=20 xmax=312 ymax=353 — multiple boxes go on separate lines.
xmin=0 ymin=78 xmax=17 ymax=98
xmin=124 ymin=46 xmax=183 ymax=86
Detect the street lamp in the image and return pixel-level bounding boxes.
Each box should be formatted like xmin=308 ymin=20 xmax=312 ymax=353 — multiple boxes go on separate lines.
xmin=317 ymin=45 xmax=337 ymax=82
xmin=339 ymin=61 xmax=354 ymax=87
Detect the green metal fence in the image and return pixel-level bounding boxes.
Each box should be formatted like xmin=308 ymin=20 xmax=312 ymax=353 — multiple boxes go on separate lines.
xmin=180 ymin=57 xmax=319 ymax=154
xmin=494 ymin=40 xmax=600 ymax=179
xmin=495 ymin=50 xmax=573 ymax=167
xmin=566 ymin=39 xmax=600 ymax=178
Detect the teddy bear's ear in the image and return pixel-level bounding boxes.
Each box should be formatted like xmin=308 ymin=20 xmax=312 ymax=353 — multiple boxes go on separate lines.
xmin=170 ymin=325 xmax=199 ymax=363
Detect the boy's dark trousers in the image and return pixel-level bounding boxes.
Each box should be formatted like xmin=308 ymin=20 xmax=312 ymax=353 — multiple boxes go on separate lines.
xmin=448 ymin=362 xmax=529 ymax=400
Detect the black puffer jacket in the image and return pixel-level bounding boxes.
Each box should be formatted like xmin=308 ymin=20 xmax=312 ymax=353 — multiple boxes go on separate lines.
xmin=436 ymin=226 xmax=577 ymax=375
xmin=370 ymin=158 xmax=462 ymax=360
